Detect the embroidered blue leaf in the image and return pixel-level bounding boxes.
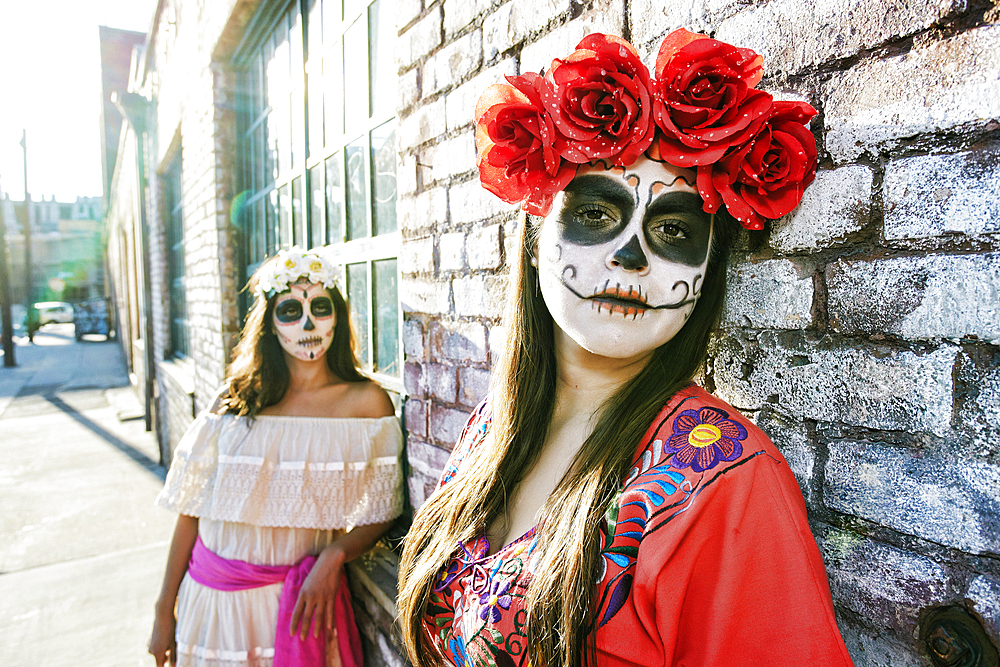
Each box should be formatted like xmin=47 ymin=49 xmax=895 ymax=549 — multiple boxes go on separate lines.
xmin=622 ymin=500 xmax=649 ymax=518
xmin=650 ymin=479 xmax=678 ymax=496
xmin=664 ymin=470 xmax=685 ymax=484
xmin=618 ymin=531 xmax=643 ymax=540
xmin=606 ymin=545 xmax=639 ymax=558
xmin=599 ymin=574 xmax=634 ymax=628
xmin=603 ymin=552 xmax=630 ymax=567
xmin=619 ymin=517 xmax=646 ymax=528
xmin=639 ymin=488 xmax=665 ymax=505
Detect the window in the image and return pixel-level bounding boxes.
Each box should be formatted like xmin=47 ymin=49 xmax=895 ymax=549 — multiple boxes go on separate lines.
xmin=236 ymin=0 xmax=400 ymax=383
xmin=165 ymin=152 xmax=189 ymax=357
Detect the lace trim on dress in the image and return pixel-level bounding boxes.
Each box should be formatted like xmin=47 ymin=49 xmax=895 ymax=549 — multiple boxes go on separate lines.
xmin=156 ymin=413 xmax=404 ymax=530
xmin=177 ymin=641 xmax=275 ymax=661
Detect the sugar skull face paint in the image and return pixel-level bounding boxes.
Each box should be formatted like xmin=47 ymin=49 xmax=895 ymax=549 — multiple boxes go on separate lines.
xmin=536 ymin=156 xmax=713 ymax=359
xmin=272 ymin=281 xmax=336 ymax=361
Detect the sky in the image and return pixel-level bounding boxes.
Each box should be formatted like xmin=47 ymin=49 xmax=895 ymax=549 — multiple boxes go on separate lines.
xmin=0 ymin=0 xmax=157 ymax=204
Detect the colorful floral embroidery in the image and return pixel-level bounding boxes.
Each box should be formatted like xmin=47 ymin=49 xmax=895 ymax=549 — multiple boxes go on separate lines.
xmin=479 ymin=577 xmax=513 ymax=622
xmin=663 ymin=406 xmax=747 ymax=472
xmin=428 ymin=390 xmax=763 ymax=663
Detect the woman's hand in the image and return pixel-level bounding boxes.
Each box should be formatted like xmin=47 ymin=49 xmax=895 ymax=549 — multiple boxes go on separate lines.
xmin=289 ymin=543 xmax=347 ymax=640
xmin=148 ymin=607 xmax=177 ymax=666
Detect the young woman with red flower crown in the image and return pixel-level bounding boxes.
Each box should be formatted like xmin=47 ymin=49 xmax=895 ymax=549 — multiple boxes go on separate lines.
xmin=148 ymin=249 xmax=404 ymax=667
xmin=397 ymin=29 xmax=854 ymax=667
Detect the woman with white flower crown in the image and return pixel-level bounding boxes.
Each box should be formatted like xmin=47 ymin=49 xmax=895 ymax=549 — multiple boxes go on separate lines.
xmin=149 ymin=247 xmax=403 ymax=667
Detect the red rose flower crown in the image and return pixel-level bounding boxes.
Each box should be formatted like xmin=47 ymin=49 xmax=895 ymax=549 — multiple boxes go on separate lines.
xmin=474 ymin=30 xmax=818 ymax=230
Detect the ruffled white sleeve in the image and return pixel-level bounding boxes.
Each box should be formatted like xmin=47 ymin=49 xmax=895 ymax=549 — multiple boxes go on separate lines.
xmin=155 ymin=414 xmax=404 ymax=530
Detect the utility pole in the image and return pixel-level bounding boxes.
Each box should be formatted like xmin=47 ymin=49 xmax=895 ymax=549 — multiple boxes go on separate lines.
xmin=20 ymin=129 xmax=34 ymax=343
xmin=0 ymin=175 xmax=16 ymax=366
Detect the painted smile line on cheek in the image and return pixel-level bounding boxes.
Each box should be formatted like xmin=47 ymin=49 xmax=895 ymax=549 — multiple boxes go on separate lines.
xmin=559 ymin=272 xmax=704 ymax=315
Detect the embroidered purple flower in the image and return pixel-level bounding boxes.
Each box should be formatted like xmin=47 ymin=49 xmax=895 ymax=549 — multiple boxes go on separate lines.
xmin=434 ymin=556 xmax=464 ymax=591
xmin=664 ymin=406 xmax=747 ymax=472
xmin=478 ymin=578 xmax=513 ymax=623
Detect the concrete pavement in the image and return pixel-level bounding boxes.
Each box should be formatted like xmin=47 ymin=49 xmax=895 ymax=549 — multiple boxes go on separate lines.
xmin=0 ymin=324 xmax=176 ymax=667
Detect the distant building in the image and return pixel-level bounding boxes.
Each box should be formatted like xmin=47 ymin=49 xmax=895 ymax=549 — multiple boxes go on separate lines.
xmin=1 ymin=194 xmax=103 ymax=304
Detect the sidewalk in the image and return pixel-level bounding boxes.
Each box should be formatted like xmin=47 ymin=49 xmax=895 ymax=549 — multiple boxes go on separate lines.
xmin=0 ymin=325 xmax=176 ymax=667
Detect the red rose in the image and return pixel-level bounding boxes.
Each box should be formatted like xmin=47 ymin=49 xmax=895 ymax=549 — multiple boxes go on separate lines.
xmin=542 ymin=33 xmax=656 ymax=166
xmin=698 ymin=101 xmax=818 ymax=230
xmin=475 ymin=73 xmax=577 ymax=216
xmin=652 ymin=28 xmax=772 ymax=167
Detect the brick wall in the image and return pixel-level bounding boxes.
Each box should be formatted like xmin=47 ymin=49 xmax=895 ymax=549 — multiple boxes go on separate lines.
xmin=143 ymin=0 xmax=247 ymax=452
xmin=396 ymin=1 xmax=1000 ymax=664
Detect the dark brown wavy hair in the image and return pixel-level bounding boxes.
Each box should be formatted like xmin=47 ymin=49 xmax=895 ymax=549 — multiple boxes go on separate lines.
xmin=219 ymin=258 xmax=366 ymax=418
xmin=399 ymin=209 xmax=736 ymax=667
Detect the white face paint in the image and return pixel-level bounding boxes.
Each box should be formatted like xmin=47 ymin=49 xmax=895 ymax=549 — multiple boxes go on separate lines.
xmin=272 ymin=281 xmax=336 ymax=362
xmin=536 ymin=156 xmax=714 ymax=360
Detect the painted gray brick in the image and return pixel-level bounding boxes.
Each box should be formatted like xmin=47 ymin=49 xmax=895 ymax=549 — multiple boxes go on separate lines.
xmin=819 ymin=530 xmax=948 ymax=632
xmin=722 ymin=258 xmax=814 ymax=330
xmin=824 ymin=25 xmax=1000 ymax=162
xmin=883 ymin=145 xmax=1000 ymax=240
xmin=770 ymin=166 xmax=872 ymax=253
xmin=825 ymin=440 xmax=1000 ymax=554
xmin=716 ymin=0 xmax=967 ymax=76
xmin=711 ymin=332 xmax=957 ymax=436
xmin=826 ymin=254 xmax=1000 ymax=343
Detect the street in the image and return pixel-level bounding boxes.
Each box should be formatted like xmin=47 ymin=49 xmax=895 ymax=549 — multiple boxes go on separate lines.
xmin=0 ymin=324 xmax=175 ymax=666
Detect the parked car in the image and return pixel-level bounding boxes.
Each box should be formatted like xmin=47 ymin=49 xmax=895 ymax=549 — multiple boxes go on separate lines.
xmin=34 ymin=301 xmax=75 ymax=326
xmin=73 ymin=298 xmax=110 ymax=340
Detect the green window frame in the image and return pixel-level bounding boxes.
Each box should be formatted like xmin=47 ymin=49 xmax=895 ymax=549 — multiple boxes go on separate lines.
xmin=235 ymin=0 xmax=401 ymax=387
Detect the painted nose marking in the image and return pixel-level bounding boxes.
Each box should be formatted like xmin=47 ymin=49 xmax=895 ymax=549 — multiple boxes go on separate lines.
xmin=611 ymin=234 xmax=648 ymax=271
xmin=303 ymin=316 xmax=315 ymax=331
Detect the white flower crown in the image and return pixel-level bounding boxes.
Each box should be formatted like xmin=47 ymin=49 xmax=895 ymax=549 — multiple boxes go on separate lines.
xmin=254 ymin=246 xmax=339 ymax=299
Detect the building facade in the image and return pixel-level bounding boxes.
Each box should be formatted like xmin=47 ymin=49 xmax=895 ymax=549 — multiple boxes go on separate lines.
xmin=1 ymin=195 xmax=104 ymax=305
xmin=104 ymin=0 xmax=1000 ymax=664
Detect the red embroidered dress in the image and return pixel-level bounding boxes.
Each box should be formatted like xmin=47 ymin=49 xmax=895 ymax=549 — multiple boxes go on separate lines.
xmin=423 ymin=384 xmax=854 ymax=667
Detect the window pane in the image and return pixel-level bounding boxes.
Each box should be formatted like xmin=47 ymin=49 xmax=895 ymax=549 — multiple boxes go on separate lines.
xmin=291 ymin=91 xmax=304 ymax=170
xmin=257 ymin=197 xmax=267 ymax=265
xmin=309 ymin=163 xmax=325 ymax=247
xmin=250 ymin=55 xmax=263 ymax=119
xmin=326 ymin=153 xmax=344 ymax=244
xmin=279 ymin=183 xmax=291 ymax=249
xmin=324 ymin=0 xmax=342 ymax=41
xmin=292 ymin=177 xmax=304 ymax=246
xmin=266 ymin=188 xmax=279 ymax=255
xmin=324 ymin=43 xmax=344 ymax=141
xmin=373 ymin=258 xmax=398 ymax=376
xmin=343 ymin=18 xmax=368 ymax=128
xmin=290 ymin=4 xmax=303 ymax=73
xmin=347 ymin=262 xmax=369 ymax=369
xmin=369 ymin=0 xmax=395 ymax=118
xmin=307 ymin=0 xmax=322 ymax=65
xmin=269 ymin=23 xmax=291 ymax=175
xmin=371 ymin=121 xmax=396 ymax=235
xmin=344 ymin=0 xmax=365 ymax=21
xmin=345 ymin=135 xmax=368 ymax=240
xmin=307 ymin=61 xmax=323 ymax=154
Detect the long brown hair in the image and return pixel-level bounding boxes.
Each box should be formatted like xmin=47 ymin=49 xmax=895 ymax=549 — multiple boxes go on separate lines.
xmin=399 ymin=209 xmax=736 ymax=667
xmin=220 ymin=259 xmax=366 ymax=418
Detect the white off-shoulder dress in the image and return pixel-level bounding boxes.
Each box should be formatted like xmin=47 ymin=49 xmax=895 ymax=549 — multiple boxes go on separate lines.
xmin=155 ymin=412 xmax=404 ymax=667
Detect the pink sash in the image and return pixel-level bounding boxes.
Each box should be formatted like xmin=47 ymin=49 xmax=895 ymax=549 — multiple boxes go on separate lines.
xmin=187 ymin=536 xmax=363 ymax=667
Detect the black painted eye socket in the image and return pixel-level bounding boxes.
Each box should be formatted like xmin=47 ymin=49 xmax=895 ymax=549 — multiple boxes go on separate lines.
xmin=274 ymin=300 xmax=303 ymax=323
xmin=310 ymin=297 xmax=333 ymax=318
xmin=648 ymin=218 xmax=690 ymax=242
xmin=573 ymin=204 xmax=620 ymax=229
